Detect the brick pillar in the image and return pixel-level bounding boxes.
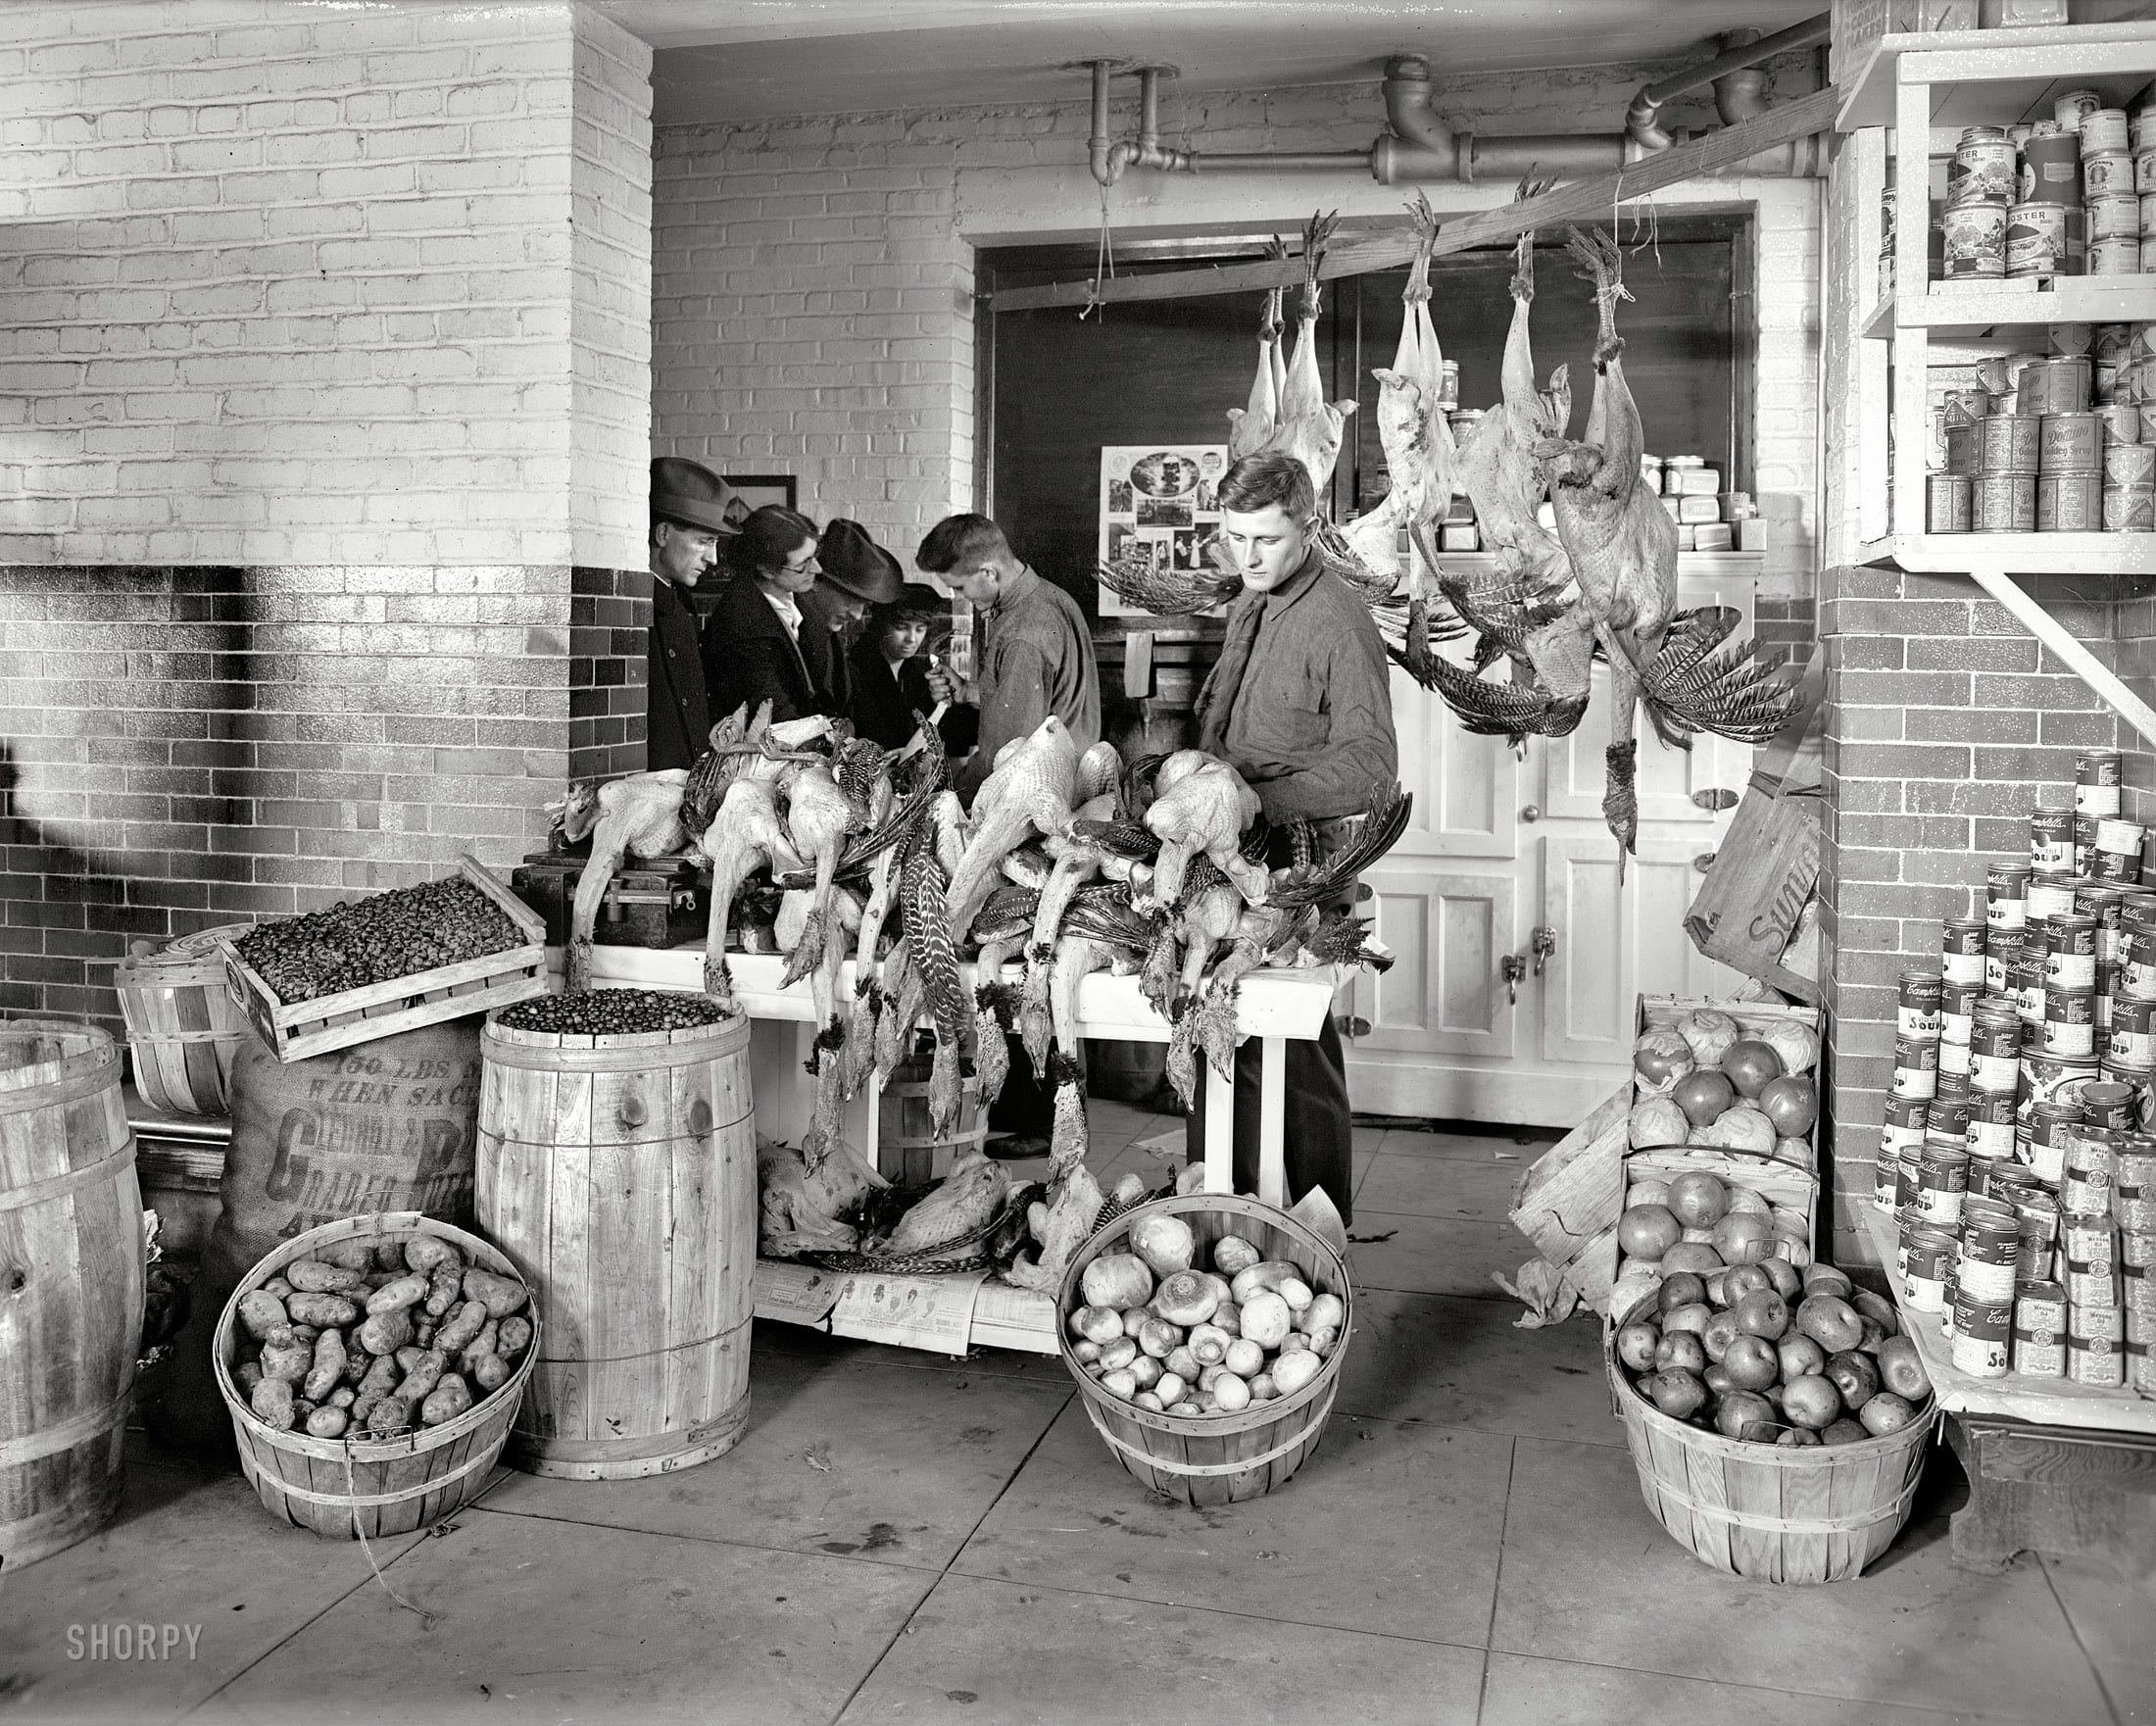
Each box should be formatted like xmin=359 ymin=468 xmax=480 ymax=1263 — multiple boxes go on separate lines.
xmin=0 ymin=1 xmax=655 ymax=1031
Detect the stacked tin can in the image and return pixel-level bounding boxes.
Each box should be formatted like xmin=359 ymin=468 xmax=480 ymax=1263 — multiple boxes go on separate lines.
xmin=2096 ymin=322 xmax=2156 ymax=529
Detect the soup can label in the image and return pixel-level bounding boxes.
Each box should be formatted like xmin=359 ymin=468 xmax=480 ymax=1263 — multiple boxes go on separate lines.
xmin=1943 ymin=977 xmax=1985 ymax=1042
xmin=1883 ymin=1094 xmax=1929 ymax=1155
xmin=2098 ymin=1062 xmax=2156 ymax=1131
xmin=1873 ymin=1152 xmax=1901 ymax=1211
xmin=1895 ymin=1145 xmax=1924 ymax=1215
xmin=2077 ymin=814 xmax=2100 ymax=875
xmin=1904 ymin=1229 xmax=1955 ymax=1310
xmin=1971 ymin=1013 xmax=2023 ymax=1092
xmin=2123 ymin=895 xmax=2156 ymax=938
xmin=1936 ymin=1066 xmax=1971 ymax=1104
xmin=2015 ymin=960 xmax=2046 ymax=1027
xmin=2027 ymin=1101 xmax=2082 ymax=1180
xmin=1943 ymin=913 xmax=1986 ymax=955
xmin=2104 ymin=996 xmax=2156 ymax=1065
xmin=1950 ymin=1324 xmax=2012 ymax=1378
xmin=1986 ymin=861 xmax=2031 ymax=929
xmin=1897 ymin=969 xmax=1943 ymax=1038
xmin=1892 ymin=1036 xmax=1940 ymax=1100
xmin=1917 ymin=1144 xmax=1970 ymax=1227
xmin=1940 ymin=1036 xmax=1973 ymax=1077
xmin=2031 ymin=808 xmax=2078 ymax=873
xmin=1968 ymin=1088 xmax=2020 ymax=1159
xmin=2080 ymin=1079 xmax=2136 ymax=1131
xmin=2094 ymin=817 xmax=2146 ymax=881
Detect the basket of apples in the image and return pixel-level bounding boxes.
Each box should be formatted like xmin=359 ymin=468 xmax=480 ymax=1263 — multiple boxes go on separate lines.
xmin=1608 ymin=1252 xmax=1936 ymax=1585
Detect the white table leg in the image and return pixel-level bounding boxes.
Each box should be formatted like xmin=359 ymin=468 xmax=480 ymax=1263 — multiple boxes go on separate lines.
xmin=1257 ymin=1035 xmax=1286 ymax=1207
xmin=1203 ymin=1061 xmax=1234 ymax=1196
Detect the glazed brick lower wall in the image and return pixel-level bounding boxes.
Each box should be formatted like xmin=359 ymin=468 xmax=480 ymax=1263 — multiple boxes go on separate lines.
xmin=1814 ymin=565 xmax=2155 ymax=1271
xmin=0 ymin=563 xmax=646 ymax=1035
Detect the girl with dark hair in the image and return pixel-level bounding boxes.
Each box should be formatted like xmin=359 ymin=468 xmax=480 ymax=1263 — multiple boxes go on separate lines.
xmin=702 ymin=505 xmax=830 ymax=723
xmin=845 ymin=583 xmax=976 ymax=753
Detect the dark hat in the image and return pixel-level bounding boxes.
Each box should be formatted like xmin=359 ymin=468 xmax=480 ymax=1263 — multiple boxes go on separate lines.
xmin=650 ymin=457 xmax=740 ymax=534
xmin=817 ymin=518 xmax=904 ymax=605
xmin=876 ymin=581 xmax=949 ymax=621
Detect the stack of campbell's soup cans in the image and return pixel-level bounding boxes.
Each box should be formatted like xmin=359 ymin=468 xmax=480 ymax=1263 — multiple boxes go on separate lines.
xmin=1877 ymin=748 xmax=2155 ymax=1397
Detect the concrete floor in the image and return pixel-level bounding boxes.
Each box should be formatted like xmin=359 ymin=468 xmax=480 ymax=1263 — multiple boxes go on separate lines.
xmin=7 ymin=1100 xmax=2153 ymax=1726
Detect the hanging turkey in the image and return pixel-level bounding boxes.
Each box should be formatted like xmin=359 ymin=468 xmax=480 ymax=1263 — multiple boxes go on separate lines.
xmin=1527 ymin=227 xmax=1801 ymax=876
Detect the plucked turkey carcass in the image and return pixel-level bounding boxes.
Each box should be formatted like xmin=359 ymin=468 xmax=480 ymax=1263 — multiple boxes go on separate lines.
xmin=558 ymin=767 xmax=688 ymax=993
xmin=758 ymin=1135 xmax=888 ymax=1258
xmin=1344 ymin=193 xmax=1458 ymax=680
xmin=942 ymin=715 xmax=1080 ymax=940
xmin=1130 ymin=751 xmax=1266 ymax=913
xmin=875 ymin=1145 xmax=1011 ymax=1258
xmin=1226 ymin=234 xmax=1291 ymax=461
xmin=694 ymin=777 xmax=804 ymax=1010
xmin=1260 ymin=211 xmax=1358 ymax=496
xmin=1534 ymin=227 xmax=1799 ymax=874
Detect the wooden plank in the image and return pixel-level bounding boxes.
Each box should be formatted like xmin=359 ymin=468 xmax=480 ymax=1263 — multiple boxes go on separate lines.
xmin=988 ymin=87 xmax=1841 ymax=313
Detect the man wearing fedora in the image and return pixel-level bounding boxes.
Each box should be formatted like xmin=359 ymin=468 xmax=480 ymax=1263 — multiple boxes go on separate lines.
xmin=646 ymin=456 xmax=739 ymax=771
xmin=800 ymin=518 xmax=906 ymax=716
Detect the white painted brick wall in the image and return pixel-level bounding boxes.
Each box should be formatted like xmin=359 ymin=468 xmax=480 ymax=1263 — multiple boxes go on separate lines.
xmin=568 ymin=7 xmax=653 ymax=567
xmin=0 ymin=0 xmax=648 ymax=569
xmin=652 ymin=55 xmax=1821 ymax=586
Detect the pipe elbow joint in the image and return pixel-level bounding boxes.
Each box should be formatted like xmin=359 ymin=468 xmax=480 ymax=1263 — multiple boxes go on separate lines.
xmin=1380 ymin=54 xmax=1453 ymax=154
xmin=1626 ymin=88 xmax=1672 ymax=152
xmin=1096 ymin=140 xmax=1136 ymax=186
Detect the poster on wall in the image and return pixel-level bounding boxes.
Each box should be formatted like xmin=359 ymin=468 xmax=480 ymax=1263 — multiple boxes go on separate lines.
xmin=1097 ymin=445 xmax=1228 ymax=618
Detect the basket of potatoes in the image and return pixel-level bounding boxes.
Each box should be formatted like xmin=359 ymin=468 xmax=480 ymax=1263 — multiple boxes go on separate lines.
xmin=212 ymin=1210 xmax=538 ymax=1539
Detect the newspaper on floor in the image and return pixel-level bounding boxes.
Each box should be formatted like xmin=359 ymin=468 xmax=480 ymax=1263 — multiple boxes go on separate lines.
xmin=829 ymin=1268 xmax=989 ymax=1356
xmin=753 ymin=1258 xmax=845 ymax=1327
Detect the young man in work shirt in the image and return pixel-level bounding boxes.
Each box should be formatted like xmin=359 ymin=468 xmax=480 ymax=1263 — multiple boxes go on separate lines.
xmin=1186 ymin=451 xmax=1398 ymax=1224
xmin=915 ymin=514 xmax=1101 ymax=805
xmin=916 ymin=512 xmax=1102 ymax=1155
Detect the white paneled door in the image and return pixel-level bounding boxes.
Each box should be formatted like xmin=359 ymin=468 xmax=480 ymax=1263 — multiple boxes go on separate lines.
xmin=1346 ymin=563 xmax=1754 ymax=1127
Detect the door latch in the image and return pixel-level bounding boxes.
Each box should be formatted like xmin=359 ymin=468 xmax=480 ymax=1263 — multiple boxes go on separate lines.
xmin=1531 ymin=926 xmax=1556 ymax=975
xmin=1500 ymin=953 xmax=1526 ymax=1005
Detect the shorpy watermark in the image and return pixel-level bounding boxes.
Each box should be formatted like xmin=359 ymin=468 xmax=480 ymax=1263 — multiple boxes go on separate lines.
xmin=66 ymin=1622 xmax=202 ymax=1662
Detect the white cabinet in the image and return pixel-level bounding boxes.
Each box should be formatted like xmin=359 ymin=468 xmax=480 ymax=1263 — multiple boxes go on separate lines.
xmin=1345 ymin=557 xmax=1754 ymax=1127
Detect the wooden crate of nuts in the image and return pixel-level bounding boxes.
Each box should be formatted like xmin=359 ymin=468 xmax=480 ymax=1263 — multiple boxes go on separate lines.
xmin=220 ymin=856 xmax=548 ymax=1063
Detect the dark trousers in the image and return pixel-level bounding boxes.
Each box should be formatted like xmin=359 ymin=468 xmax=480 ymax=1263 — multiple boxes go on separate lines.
xmin=1184 ymin=1013 xmax=1353 ymax=1226
xmin=988 ymin=1034 xmax=1053 ymax=1136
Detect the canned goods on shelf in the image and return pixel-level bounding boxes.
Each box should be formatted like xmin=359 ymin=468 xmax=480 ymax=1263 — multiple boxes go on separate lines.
xmin=2038 ymin=470 xmax=2103 ymax=529
xmin=2106 ymin=480 xmax=2156 ymax=529
xmin=1944 ymin=386 xmax=1991 ymax=426
xmin=1979 ymin=413 xmax=2042 ymax=473
xmin=2041 ymin=990 xmax=2098 ymax=1058
xmin=1977 ymin=472 xmax=2036 ymax=530
xmin=2123 ymin=894 xmax=2156 ymax=938
xmin=2085 ymin=108 xmax=2132 ymax=156
xmin=1927 ymin=472 xmax=1972 ymax=532
xmin=2091 ymin=235 xmax=2143 ymax=274
xmin=2024 ymin=1052 xmax=2102 ymax=1110
xmin=2007 ymin=203 xmax=2066 ymax=277
xmin=2029 ymin=876 xmax=2081 ymax=922
xmin=1941 ymin=1037 xmax=1974 ymax=1078
xmin=2025 ymin=357 xmax=2093 ymax=416
xmin=2079 ymin=747 xmax=2125 ymax=812
xmin=2058 ymin=89 xmax=2105 ymax=129
xmin=2066 ymin=1132 xmax=2121 ymax=1214
xmin=1883 ymin=1094 xmax=1929 ymax=1155
xmin=2098 ymin=1062 xmax=2155 ymax=1135
xmin=2098 ymin=401 xmax=2142 ymax=443
xmin=1915 ymin=1143 xmax=1969 ymax=1227
xmin=2092 ymin=191 xmax=2144 ymax=241
xmin=2088 ymin=150 xmax=2138 ymax=201
xmin=1936 ymin=1067 xmax=1972 ymax=1104
xmin=2116 ymin=1146 xmax=2156 ymax=1229
xmin=1892 ymin=1039 xmax=1941 ymax=1101
xmin=1897 ymin=968 xmax=1943 ymax=1036
xmin=1950 ymin=127 xmax=2018 ymax=201
xmin=1987 ymin=860 xmax=2032 ymax=928
xmin=1903 ymin=1228 xmax=1955 ymax=1311
xmin=2045 ymin=912 xmax=2100 ymax=985
xmin=2076 ymin=813 xmax=2100 ymax=875
xmin=2124 ymin=930 xmax=2156 ymax=997
xmin=1949 ymin=1321 xmax=2012 ymax=1378
xmin=1969 ymin=1088 xmax=2019 ymax=1159
xmin=2039 ymin=410 xmax=2101 ymax=469
xmin=2141 ymin=151 xmax=2156 ymax=196
xmin=2052 ymin=321 xmax=2095 ymax=356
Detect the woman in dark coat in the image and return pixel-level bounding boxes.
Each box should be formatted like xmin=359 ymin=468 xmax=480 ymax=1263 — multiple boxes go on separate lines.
xmin=845 ymin=582 xmax=968 ymax=752
xmin=702 ymin=506 xmax=827 ymax=724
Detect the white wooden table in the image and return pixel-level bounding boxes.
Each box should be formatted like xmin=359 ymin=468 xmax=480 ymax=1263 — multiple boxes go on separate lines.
xmin=567 ymin=945 xmax=1342 ymax=1203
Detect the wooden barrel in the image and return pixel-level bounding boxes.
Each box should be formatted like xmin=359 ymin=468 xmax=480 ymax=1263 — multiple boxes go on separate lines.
xmin=1059 ymin=1195 xmax=1352 ymax=1508
xmin=213 ymin=1213 xmax=537 ymax=1540
xmin=477 ymin=1011 xmax=756 ymax=1479
xmin=878 ymin=1054 xmax=986 ymax=1185
xmin=114 ymin=924 xmax=252 ymax=1115
xmin=0 ymin=1018 xmax=144 ymax=1567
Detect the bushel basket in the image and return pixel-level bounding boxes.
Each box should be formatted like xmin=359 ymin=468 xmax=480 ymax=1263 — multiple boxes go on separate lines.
xmin=1609 ymin=1292 xmax=1933 ymax=1584
xmin=1058 ymin=1194 xmax=1351 ymax=1508
xmin=213 ymin=1212 xmax=537 ymax=1540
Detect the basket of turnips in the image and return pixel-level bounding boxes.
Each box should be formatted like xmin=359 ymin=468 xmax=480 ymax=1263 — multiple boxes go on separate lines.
xmin=1057 ymin=1193 xmax=1351 ymax=1508
xmin=214 ymin=1211 xmax=538 ymax=1539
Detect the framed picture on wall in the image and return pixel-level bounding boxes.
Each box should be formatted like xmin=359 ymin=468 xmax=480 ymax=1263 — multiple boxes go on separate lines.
xmin=722 ymin=474 xmax=797 ymax=526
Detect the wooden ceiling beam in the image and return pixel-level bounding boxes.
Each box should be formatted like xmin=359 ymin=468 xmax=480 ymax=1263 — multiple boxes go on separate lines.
xmin=987 ymin=86 xmax=1838 ymax=313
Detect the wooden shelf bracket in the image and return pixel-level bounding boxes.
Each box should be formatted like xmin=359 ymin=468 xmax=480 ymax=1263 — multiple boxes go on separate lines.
xmin=1966 ymin=567 xmax=2156 ymax=750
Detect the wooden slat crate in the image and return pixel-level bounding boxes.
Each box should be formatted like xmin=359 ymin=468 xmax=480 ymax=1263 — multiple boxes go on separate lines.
xmin=219 ymin=856 xmax=548 ymax=1064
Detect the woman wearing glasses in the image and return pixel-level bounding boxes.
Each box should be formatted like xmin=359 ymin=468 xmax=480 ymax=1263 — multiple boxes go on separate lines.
xmin=703 ymin=505 xmax=841 ymax=724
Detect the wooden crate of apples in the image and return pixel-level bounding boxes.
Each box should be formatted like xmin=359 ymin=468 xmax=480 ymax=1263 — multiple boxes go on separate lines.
xmin=1612 ymin=1216 xmax=1934 ymax=1447
xmin=1612 ymin=1003 xmax=1822 ymax=1317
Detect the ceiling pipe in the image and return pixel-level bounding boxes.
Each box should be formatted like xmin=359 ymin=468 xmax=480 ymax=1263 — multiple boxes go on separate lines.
xmin=1627 ymin=12 xmax=1831 ymax=149
xmin=1085 ymin=18 xmax=1833 ymax=190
